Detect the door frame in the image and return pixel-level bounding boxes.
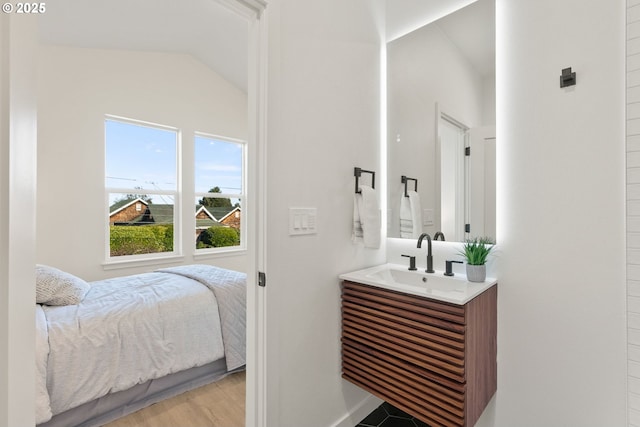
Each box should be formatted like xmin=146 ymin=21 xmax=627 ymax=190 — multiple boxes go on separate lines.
xmin=0 ymin=13 xmax=38 ymax=427
xmin=231 ymin=1 xmax=269 ymax=426
xmin=0 ymin=1 xmax=269 ymax=425
xmin=163 ymin=1 xmax=270 ymax=425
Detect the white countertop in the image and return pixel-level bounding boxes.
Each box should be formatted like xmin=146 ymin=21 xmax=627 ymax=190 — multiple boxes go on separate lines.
xmin=339 ymin=263 xmax=497 ymax=305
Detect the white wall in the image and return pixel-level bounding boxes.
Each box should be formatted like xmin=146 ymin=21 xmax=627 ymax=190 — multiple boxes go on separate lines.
xmin=476 ymin=0 xmax=626 ymax=426
xmin=0 ymin=14 xmax=9 ymax=424
xmin=265 ymin=0 xmax=386 ymax=425
xmin=0 ymin=14 xmax=37 ymax=427
xmin=628 ymin=1 xmax=640 ymax=425
xmin=387 ymin=22 xmax=488 ymax=238
xmin=37 ymin=45 xmax=248 ymax=280
xmin=483 ymin=76 xmax=496 ymax=125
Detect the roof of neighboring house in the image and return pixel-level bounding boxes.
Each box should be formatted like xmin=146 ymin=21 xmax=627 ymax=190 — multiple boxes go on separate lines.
xmin=205 ymin=205 xmax=241 ymax=221
xmin=195 ymin=205 xmax=219 ymax=229
xmin=218 ymin=206 xmax=241 ymax=222
xmin=110 ymin=199 xmax=226 ymax=227
xmin=196 ymin=205 xmax=214 ymax=219
xmin=109 ymin=197 xmax=149 ymax=216
xmin=130 ymin=204 xmax=174 ymax=225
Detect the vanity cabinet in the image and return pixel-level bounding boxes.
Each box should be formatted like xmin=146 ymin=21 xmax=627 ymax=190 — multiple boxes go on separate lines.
xmin=341 ymin=280 xmax=497 ymax=427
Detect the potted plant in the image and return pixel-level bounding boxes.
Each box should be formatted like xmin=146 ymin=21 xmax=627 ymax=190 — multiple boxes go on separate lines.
xmin=459 ymin=237 xmax=494 ymax=282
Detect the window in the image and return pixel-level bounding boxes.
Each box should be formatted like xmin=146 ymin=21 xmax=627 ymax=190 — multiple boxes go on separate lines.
xmin=105 ymin=117 xmax=179 ymax=259
xmin=105 ymin=117 xmax=246 ymax=262
xmin=194 ymin=134 xmax=245 ymax=251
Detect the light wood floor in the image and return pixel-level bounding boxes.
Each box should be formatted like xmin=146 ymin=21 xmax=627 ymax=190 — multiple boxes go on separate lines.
xmin=103 ymin=371 xmax=245 ymax=427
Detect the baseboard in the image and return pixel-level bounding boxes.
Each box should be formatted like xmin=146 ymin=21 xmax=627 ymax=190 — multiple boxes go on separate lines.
xmin=330 ymin=394 xmax=384 ymax=427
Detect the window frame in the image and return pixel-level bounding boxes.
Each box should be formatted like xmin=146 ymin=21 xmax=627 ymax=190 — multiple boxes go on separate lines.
xmin=193 ymin=132 xmax=247 ymax=254
xmin=104 ymin=115 xmax=182 ymax=266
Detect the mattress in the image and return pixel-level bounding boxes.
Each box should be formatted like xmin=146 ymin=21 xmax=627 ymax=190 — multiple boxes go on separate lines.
xmin=38 ymin=359 xmax=241 ymax=427
xmin=36 ymin=265 xmax=246 ymax=426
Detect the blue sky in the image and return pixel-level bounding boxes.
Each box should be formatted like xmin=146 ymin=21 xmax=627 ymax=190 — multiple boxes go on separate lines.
xmin=194 ymin=135 xmax=243 ymax=195
xmin=106 ymin=119 xmax=243 ymax=205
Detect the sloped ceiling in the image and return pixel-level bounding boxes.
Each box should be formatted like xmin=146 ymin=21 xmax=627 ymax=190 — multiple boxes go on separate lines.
xmin=38 ymin=0 xmax=249 ymax=92
xmin=39 ymin=1 xmax=494 ymax=92
xmin=386 ymin=0 xmax=495 ymax=77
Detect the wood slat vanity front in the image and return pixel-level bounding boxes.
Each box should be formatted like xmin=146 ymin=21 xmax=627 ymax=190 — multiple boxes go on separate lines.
xmin=341 ymin=280 xmax=497 ymax=427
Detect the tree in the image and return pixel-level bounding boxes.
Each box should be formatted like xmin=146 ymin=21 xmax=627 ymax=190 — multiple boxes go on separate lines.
xmin=198 ymin=186 xmax=232 ymax=208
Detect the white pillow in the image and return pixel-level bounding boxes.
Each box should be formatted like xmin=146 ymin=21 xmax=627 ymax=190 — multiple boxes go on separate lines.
xmin=35 ymin=264 xmax=89 ymax=306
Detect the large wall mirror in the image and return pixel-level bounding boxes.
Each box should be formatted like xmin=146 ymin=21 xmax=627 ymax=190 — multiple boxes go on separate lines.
xmin=387 ymin=0 xmax=496 ymax=242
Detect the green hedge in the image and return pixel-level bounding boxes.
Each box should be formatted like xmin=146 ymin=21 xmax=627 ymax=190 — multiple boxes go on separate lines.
xmin=197 ymin=226 xmax=240 ymax=249
xmin=110 ymin=225 xmax=174 ymax=256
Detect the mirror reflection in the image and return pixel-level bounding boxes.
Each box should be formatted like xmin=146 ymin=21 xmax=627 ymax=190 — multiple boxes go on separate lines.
xmin=387 ymin=0 xmax=496 ymax=242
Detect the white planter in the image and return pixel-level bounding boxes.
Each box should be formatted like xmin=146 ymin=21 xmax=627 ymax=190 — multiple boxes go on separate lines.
xmin=466 ymin=264 xmax=486 ymax=283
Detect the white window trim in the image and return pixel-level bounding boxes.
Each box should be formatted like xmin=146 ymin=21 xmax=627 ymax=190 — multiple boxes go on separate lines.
xmin=194 ymin=132 xmax=247 ymax=254
xmin=102 ymin=254 xmax=186 ymax=271
xmin=193 ymin=247 xmax=247 ymax=261
xmin=104 ymin=115 xmax=182 ymax=266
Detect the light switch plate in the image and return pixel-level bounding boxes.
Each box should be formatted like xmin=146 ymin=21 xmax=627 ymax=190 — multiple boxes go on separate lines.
xmin=423 ymin=208 xmax=434 ymax=226
xmin=289 ymin=207 xmax=317 ymax=235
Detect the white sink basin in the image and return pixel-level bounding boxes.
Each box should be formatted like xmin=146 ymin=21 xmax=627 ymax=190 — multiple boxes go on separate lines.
xmin=367 ymin=267 xmax=466 ymax=290
xmin=339 ymin=263 xmax=497 ymax=305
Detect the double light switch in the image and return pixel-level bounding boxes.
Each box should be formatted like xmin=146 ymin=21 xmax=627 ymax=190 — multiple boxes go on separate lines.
xmin=289 ymin=207 xmax=317 ymax=235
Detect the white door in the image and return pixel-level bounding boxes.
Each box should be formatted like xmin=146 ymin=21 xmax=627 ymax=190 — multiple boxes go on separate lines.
xmin=439 ymin=113 xmax=468 ymax=242
xmin=467 ymin=126 xmax=496 ymax=241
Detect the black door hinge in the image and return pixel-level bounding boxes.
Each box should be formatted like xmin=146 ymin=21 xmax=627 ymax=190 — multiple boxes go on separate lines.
xmin=465 ymin=224 xmax=471 ymax=233
xmin=258 ymin=271 xmax=266 ymax=287
xmin=465 ymin=147 xmax=471 ymax=156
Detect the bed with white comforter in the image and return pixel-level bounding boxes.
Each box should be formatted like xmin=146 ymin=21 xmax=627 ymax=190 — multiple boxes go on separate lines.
xmin=35 ymin=264 xmax=246 ymax=427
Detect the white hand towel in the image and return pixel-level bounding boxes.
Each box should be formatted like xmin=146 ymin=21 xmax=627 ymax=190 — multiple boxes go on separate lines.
xmin=408 ymin=190 xmax=423 ymax=238
xmin=400 ymin=196 xmax=413 ymax=238
xmin=352 ymin=185 xmax=381 ymax=248
xmin=399 ymin=191 xmax=423 ymax=238
xmin=352 ymin=194 xmax=364 ymax=242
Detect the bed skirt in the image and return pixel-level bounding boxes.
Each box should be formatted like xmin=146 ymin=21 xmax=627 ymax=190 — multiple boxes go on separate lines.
xmin=38 ymin=358 xmax=242 ymax=427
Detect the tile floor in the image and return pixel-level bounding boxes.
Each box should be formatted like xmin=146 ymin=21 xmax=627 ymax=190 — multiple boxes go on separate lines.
xmin=355 ymin=402 xmax=430 ymax=427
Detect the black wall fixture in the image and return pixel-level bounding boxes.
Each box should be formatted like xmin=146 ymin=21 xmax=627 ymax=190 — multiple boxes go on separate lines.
xmin=354 ymin=167 xmax=375 ymax=194
xmin=560 ymin=67 xmax=576 ymax=88
xmin=401 ymin=175 xmax=417 ymax=198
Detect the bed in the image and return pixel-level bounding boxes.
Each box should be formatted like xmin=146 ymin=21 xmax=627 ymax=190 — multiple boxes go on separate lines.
xmin=34 ymin=263 xmax=246 ymax=427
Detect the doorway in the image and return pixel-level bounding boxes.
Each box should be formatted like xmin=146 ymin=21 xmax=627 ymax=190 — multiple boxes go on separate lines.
xmin=32 ymin=0 xmax=267 ymax=425
xmin=438 ymin=112 xmax=468 ymax=242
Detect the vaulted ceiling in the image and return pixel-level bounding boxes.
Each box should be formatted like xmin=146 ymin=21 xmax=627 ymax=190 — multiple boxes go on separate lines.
xmin=38 ymin=1 xmax=494 ymax=92
xmin=38 ymin=0 xmax=249 ymax=92
xmin=386 ymin=0 xmax=495 ymax=77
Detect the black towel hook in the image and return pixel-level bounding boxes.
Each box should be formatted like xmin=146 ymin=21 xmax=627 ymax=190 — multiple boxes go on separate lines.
xmin=354 ymin=167 xmax=375 ymax=194
xmin=401 ymin=175 xmax=417 ymax=197
xmin=560 ymin=67 xmax=576 ymax=88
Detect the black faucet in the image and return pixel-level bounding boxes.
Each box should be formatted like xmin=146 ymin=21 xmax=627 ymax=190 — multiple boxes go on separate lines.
xmin=416 ymin=233 xmax=435 ymax=273
xmin=444 ymin=260 xmax=463 ymax=276
xmin=401 ymin=254 xmax=417 ymax=271
xmin=433 ymin=231 xmax=445 ymax=241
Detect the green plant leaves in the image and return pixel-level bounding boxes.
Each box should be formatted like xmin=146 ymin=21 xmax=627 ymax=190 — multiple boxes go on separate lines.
xmin=459 ymin=236 xmax=494 ymax=265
